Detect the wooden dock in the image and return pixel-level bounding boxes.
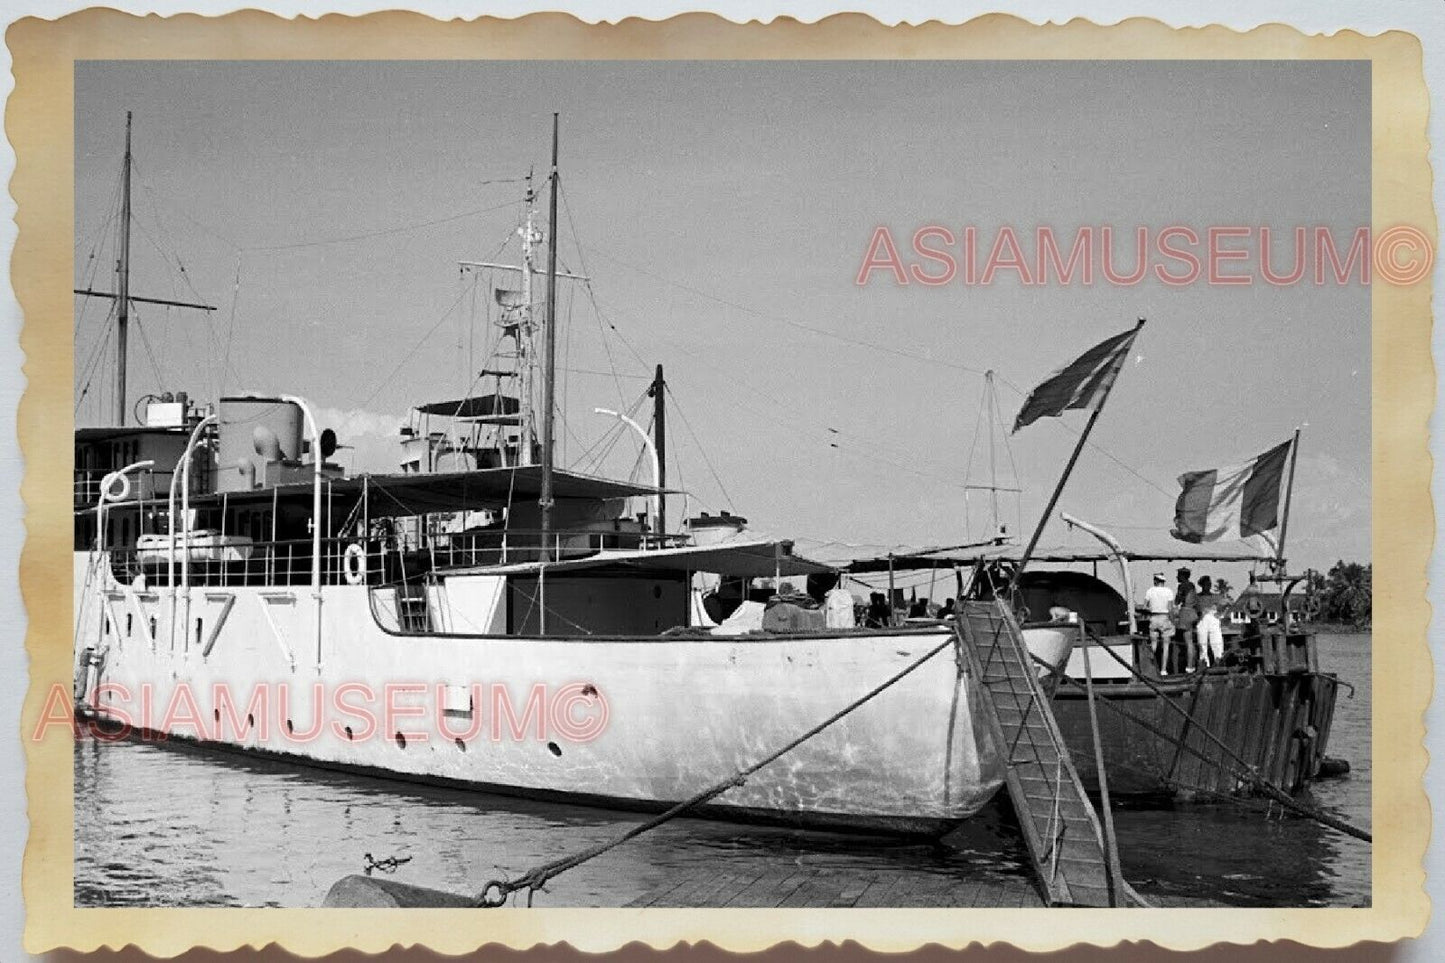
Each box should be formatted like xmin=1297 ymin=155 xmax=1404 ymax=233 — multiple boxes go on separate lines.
xmin=624 ymin=862 xmax=1227 ymax=909
xmin=627 ymin=864 xmax=1045 ymax=908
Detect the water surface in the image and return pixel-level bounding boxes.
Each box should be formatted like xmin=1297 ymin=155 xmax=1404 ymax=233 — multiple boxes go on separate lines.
xmin=74 ymin=633 xmax=1371 ymax=907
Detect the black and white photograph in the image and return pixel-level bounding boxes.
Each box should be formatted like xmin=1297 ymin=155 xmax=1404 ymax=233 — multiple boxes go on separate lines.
xmin=61 ymin=55 xmax=1384 ymax=916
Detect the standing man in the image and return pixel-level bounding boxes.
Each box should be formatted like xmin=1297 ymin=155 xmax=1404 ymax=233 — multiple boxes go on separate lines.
xmin=1143 ymin=572 xmax=1176 ymax=674
xmin=1197 ymin=597 xmax=1225 ymax=668
xmin=1175 ymin=567 xmax=1201 ymax=673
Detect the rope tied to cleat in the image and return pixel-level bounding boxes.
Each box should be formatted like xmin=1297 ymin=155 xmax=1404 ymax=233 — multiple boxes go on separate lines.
xmin=474 ymin=635 xmax=958 ymax=907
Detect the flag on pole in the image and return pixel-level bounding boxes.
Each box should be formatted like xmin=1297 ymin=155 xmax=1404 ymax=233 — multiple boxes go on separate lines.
xmin=1012 ymin=324 xmax=1142 ymax=433
xmin=1170 ymin=440 xmax=1294 ymax=543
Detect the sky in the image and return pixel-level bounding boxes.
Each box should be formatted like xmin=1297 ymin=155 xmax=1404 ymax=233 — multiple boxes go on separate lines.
xmin=73 ymin=60 xmax=1370 ymax=581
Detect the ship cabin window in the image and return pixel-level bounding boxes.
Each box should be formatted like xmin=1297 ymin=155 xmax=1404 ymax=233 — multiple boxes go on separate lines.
xmin=125 ymin=613 xmax=133 ymax=637
xmin=235 ymin=509 xmax=273 ymax=545
xmin=195 ymin=618 xmax=203 ymax=647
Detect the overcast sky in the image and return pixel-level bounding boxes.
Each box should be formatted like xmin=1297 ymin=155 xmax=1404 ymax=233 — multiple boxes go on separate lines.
xmin=74 ymin=60 xmax=1370 ymax=579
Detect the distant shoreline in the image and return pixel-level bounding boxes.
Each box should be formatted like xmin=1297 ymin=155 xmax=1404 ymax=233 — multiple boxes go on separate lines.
xmin=1305 ymin=622 xmax=1372 ymax=635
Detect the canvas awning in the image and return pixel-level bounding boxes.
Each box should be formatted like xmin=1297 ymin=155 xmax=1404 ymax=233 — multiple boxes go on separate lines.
xmin=414 ymin=395 xmax=521 ymax=419
xmin=844 ymin=542 xmax=1274 ymax=573
xmin=445 ymin=539 xmax=836 ymax=578
xmin=177 ymin=466 xmax=675 ymax=516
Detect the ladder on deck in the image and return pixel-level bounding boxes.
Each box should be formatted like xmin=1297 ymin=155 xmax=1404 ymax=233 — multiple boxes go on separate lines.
xmin=955 ymin=599 xmax=1125 ymax=907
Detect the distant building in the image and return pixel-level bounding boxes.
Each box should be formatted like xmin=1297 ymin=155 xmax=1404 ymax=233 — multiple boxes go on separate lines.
xmin=1224 ymin=589 xmax=1309 ymax=627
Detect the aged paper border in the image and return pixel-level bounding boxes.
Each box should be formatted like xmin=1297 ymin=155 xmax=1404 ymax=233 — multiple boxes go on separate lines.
xmin=11 ymin=9 xmax=1432 ymax=955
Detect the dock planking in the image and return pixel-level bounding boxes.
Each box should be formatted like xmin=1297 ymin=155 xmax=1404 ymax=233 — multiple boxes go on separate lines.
xmin=627 ymin=864 xmax=1047 ymax=908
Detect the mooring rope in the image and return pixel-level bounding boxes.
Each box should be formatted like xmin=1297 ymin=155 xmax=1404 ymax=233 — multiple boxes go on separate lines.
xmin=1034 ymin=645 xmax=1372 ymax=844
xmin=475 ymin=634 xmax=957 ymax=907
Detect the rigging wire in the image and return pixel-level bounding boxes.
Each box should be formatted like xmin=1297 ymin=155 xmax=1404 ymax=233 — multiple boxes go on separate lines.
xmin=663 ymin=383 xmax=735 ymax=513
xmin=73 ymin=164 xmax=126 ymax=398
xmin=573 ymin=252 xmax=980 ymax=478
xmin=129 ymin=308 xmax=168 ymax=395
xmin=575 ymin=389 xmax=649 ymax=475
xmin=992 ymin=371 xmax=1177 ymax=502
xmin=75 ymin=303 xmax=118 ymax=416
xmin=569 ymin=214 xmax=1173 ymax=515
xmin=240 ymin=198 xmax=525 ymax=253
xmin=582 ymin=243 xmax=992 ymax=377
xmin=363 ymin=223 xmax=519 ymax=412
xmin=355 ymin=286 xmax=476 ymax=410
xmin=132 ymin=165 xmax=244 ymax=395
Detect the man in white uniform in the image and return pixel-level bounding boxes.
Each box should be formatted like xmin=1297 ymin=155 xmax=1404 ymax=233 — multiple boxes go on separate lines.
xmin=1196 ymin=598 xmax=1225 ymax=667
xmin=1143 ymin=572 xmax=1176 ymax=674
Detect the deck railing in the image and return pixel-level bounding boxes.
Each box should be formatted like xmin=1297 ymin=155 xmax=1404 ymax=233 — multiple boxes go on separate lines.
xmin=102 ymin=525 xmax=690 ymax=589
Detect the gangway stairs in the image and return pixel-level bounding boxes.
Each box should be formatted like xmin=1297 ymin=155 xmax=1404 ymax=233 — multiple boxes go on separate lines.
xmin=955 ymin=599 xmax=1129 ymax=907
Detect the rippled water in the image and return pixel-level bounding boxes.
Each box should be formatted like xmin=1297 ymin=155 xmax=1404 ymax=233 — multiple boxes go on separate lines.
xmin=73 ymin=634 xmax=1371 ymax=908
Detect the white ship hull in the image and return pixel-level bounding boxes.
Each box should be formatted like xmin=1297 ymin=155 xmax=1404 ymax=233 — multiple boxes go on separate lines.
xmin=72 ymin=553 xmax=1038 ymax=834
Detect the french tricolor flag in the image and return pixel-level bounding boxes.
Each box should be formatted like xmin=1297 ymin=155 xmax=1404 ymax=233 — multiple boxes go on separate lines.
xmin=1171 ymin=440 xmax=1294 ymax=544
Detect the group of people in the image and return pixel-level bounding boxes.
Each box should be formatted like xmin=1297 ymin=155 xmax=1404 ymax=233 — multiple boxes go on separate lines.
xmin=860 ymin=593 xmax=957 ymax=627
xmin=1141 ymin=567 xmax=1227 ymax=674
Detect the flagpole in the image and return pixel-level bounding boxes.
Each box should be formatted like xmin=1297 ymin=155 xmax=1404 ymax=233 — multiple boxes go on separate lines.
xmin=1016 ymin=318 xmax=1145 ymax=576
xmin=1274 ymin=428 xmax=1302 ymax=571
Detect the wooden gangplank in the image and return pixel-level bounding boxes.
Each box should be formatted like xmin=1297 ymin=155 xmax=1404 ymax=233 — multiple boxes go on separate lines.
xmin=955 ymin=600 xmax=1123 ymax=907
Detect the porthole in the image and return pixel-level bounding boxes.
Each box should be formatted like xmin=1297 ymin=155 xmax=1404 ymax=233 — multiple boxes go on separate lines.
xmin=395 ymin=732 xmax=407 ymax=749
xmin=546 ymin=741 xmax=562 ymax=757
xmin=344 ymin=726 xmax=354 ymax=741
xmin=455 ymin=738 xmax=467 ymax=752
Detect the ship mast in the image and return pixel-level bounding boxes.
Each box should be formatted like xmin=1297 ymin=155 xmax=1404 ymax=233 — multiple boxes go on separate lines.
xmin=73 ymin=112 xmax=216 ymax=426
xmin=116 ymin=111 xmax=133 ymax=425
xmin=519 ymin=170 xmax=538 ymax=465
xmin=539 ymin=113 xmax=560 ymax=552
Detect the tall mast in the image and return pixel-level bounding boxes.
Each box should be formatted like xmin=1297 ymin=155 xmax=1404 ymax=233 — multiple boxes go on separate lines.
xmin=651 ymin=364 xmax=667 ymax=534
xmin=116 ymin=111 xmax=133 ymax=426
xmin=519 ymin=169 xmax=537 ymax=465
xmin=1275 ymin=428 xmax=1302 ymax=571
xmin=538 ymin=113 xmax=560 ymax=551
xmin=986 ymin=370 xmax=999 ymax=533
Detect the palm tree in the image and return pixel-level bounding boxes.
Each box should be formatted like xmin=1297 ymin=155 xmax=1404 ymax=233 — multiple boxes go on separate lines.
xmin=1323 ymin=560 xmax=1371 ymax=627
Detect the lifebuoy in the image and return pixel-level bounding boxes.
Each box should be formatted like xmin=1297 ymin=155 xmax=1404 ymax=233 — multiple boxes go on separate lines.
xmin=1244 ymin=596 xmax=1265 ymax=617
xmin=101 ymin=471 xmax=131 ymax=503
xmin=343 ymin=543 xmax=367 ymax=585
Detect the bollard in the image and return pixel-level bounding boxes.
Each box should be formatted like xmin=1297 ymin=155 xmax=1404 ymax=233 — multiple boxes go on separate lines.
xmin=322 ymin=875 xmax=478 ymax=908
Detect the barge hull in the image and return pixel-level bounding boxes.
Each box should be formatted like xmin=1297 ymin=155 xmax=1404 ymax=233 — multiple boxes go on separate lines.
xmin=1051 ymin=669 xmax=1340 ymax=798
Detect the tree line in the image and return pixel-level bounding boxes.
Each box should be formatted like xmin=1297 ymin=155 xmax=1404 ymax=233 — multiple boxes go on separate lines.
xmin=1304 ymin=561 xmax=1372 ymax=628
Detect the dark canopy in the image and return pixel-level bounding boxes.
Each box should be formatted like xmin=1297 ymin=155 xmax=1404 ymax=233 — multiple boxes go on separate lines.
xmin=413 ymin=395 xmax=521 ymax=419
xmin=181 ymin=466 xmax=674 ymax=517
